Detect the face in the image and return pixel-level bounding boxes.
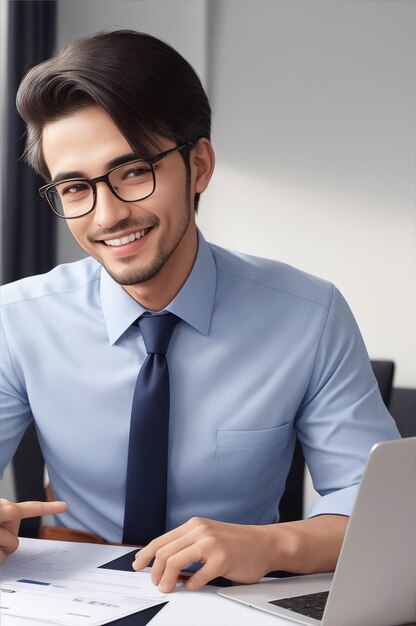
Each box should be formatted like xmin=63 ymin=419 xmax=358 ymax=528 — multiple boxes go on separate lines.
xmin=42 ymin=105 xmax=202 ymax=292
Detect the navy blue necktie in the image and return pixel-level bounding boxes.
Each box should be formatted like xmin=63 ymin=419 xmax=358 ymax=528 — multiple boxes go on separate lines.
xmin=122 ymin=312 xmax=181 ymax=546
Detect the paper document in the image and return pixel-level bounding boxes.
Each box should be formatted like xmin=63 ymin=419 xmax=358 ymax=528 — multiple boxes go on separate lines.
xmin=0 ymin=538 xmax=167 ymax=626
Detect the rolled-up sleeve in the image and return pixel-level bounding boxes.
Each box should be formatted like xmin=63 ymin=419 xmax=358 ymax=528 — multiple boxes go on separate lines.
xmin=296 ymin=286 xmax=401 ymax=518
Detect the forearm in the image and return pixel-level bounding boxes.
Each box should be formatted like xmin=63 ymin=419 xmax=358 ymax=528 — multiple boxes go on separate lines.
xmin=264 ymin=514 xmax=349 ymax=574
xmin=133 ymin=514 xmax=350 ymax=591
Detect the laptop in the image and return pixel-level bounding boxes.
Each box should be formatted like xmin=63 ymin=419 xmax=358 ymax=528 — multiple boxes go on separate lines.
xmin=219 ymin=437 xmax=416 ymax=626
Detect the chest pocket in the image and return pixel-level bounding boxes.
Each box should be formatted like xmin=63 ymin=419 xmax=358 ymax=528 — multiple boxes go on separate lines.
xmin=214 ymin=423 xmax=293 ymax=502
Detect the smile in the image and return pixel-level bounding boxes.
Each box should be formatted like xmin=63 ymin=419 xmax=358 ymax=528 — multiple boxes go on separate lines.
xmin=103 ymin=228 xmax=150 ymax=247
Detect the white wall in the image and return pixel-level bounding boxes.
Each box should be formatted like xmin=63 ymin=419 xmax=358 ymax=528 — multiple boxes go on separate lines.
xmin=56 ymin=0 xmax=416 ymax=388
xmin=198 ymin=0 xmax=416 ymax=388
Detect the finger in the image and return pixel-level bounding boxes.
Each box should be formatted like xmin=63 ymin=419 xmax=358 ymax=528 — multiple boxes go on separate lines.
xmin=157 ymin=544 xmax=208 ymax=593
xmin=0 ymin=500 xmax=67 ymax=524
xmin=132 ymin=543 xmax=157 ymax=571
xmin=133 ymin=519 xmax=199 ymax=571
xmin=132 ymin=532 xmax=182 ymax=570
xmin=185 ymin=556 xmax=226 ymax=591
xmin=133 ymin=535 xmax=186 ymax=574
xmin=18 ymin=500 xmax=68 ymax=520
xmin=150 ymin=535 xmax=197 ymax=586
xmin=0 ymin=527 xmax=20 ymax=557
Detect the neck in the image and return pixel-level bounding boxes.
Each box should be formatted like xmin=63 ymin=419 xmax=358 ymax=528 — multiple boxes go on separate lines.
xmin=123 ymin=224 xmax=198 ymax=311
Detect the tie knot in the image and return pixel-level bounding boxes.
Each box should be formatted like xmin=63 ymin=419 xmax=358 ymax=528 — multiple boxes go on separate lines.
xmin=137 ymin=312 xmax=181 ymax=355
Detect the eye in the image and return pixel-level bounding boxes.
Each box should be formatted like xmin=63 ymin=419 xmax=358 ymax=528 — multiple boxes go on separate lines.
xmin=60 ymin=182 xmax=89 ymax=196
xmin=123 ymin=165 xmax=151 ymax=180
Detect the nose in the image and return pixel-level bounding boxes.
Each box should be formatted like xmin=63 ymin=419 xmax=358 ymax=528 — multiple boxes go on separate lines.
xmin=93 ymin=180 xmax=131 ymax=228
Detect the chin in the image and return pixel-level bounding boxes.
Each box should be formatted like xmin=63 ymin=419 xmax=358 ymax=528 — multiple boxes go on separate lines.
xmin=102 ymin=257 xmax=168 ymax=286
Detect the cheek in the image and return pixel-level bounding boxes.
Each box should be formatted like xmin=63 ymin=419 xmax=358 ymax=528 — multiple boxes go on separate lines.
xmin=66 ymin=219 xmax=89 ymax=246
xmin=156 ymin=172 xmax=188 ymax=211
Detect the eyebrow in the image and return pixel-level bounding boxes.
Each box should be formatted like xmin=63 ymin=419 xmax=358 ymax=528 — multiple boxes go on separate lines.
xmin=51 ymin=152 xmax=140 ymax=184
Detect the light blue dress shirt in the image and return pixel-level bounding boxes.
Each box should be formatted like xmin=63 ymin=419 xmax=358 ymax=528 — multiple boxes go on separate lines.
xmin=0 ymin=230 xmax=399 ymax=541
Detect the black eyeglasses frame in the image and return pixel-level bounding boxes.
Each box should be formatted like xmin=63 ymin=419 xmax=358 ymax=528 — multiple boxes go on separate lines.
xmin=38 ymin=144 xmax=190 ymax=219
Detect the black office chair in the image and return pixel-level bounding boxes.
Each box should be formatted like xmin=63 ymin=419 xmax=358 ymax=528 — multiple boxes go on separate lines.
xmin=12 ymin=422 xmax=45 ymax=537
xmin=389 ymin=388 xmax=416 ymax=438
xmin=279 ymin=359 xmax=397 ymax=522
xmin=368 ymin=360 xmax=395 ymax=408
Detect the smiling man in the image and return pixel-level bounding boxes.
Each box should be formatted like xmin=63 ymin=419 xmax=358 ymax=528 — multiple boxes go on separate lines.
xmin=0 ymin=30 xmax=399 ymax=591
xmin=40 ymin=105 xmax=210 ymax=311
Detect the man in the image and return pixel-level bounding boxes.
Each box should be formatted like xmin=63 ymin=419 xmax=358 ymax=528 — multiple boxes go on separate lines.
xmin=0 ymin=30 xmax=399 ymax=592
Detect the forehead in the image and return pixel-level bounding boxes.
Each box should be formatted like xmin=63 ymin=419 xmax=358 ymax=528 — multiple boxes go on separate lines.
xmin=42 ymin=105 xmax=132 ymax=178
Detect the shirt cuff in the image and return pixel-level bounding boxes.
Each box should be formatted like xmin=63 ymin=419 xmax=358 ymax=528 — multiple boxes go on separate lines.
xmin=306 ymin=484 xmax=359 ymax=518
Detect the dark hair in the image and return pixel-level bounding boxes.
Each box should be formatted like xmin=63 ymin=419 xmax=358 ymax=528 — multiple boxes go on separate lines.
xmin=16 ymin=30 xmax=211 ymax=211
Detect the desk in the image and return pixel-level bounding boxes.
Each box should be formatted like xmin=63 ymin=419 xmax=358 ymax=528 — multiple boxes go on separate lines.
xmin=5 ymin=539 xmax=415 ymax=626
xmin=0 ymin=538 xmax=290 ymax=626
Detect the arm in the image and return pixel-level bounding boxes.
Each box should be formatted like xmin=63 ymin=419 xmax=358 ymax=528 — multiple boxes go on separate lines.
xmin=296 ymin=287 xmax=400 ymax=520
xmin=0 ymin=317 xmax=34 ymax=478
xmin=0 ymin=310 xmax=68 ymax=560
xmin=133 ymin=514 xmax=348 ymax=592
xmin=0 ymin=499 xmax=67 ymax=562
xmin=134 ymin=289 xmax=397 ymax=592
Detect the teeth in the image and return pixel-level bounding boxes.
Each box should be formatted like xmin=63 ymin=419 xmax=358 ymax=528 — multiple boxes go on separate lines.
xmin=104 ymin=228 xmax=148 ymax=247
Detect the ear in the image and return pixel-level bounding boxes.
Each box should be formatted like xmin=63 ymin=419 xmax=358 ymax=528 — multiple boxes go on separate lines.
xmin=190 ymin=138 xmax=215 ymax=194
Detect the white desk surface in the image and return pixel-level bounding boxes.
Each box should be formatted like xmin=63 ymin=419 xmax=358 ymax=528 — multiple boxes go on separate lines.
xmin=1 ymin=538 xmax=291 ymax=626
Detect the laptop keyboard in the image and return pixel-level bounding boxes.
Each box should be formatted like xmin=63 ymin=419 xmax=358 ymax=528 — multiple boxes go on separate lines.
xmin=269 ymin=590 xmax=329 ymax=620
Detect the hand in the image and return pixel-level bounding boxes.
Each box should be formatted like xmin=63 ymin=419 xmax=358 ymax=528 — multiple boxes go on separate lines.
xmin=0 ymin=498 xmax=67 ymax=562
xmin=132 ymin=517 xmax=276 ymax=592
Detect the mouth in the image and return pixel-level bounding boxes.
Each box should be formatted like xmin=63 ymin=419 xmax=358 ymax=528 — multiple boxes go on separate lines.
xmin=101 ymin=227 xmax=151 ymax=247
xmin=98 ymin=226 xmax=153 ymax=258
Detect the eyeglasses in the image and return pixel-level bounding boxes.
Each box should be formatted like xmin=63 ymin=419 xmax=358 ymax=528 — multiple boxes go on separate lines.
xmin=39 ymin=144 xmax=189 ymax=219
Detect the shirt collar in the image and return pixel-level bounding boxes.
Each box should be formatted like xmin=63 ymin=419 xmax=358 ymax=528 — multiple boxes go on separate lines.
xmin=100 ymin=229 xmax=217 ymax=345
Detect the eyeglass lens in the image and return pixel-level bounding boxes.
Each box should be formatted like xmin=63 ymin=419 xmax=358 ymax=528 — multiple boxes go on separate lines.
xmin=48 ymin=160 xmax=155 ymax=218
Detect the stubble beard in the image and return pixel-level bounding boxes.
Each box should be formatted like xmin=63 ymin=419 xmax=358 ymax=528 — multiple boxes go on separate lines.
xmin=98 ymin=185 xmax=192 ymax=287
